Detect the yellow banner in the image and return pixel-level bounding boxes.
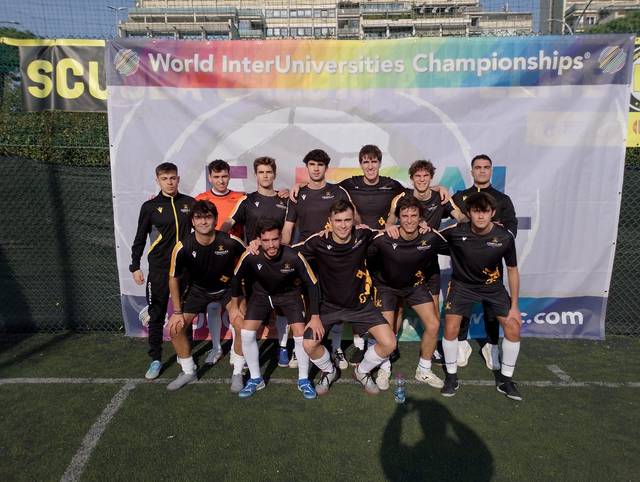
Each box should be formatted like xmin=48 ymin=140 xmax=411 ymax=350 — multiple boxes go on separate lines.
xmin=628 ymin=39 xmax=640 ymax=147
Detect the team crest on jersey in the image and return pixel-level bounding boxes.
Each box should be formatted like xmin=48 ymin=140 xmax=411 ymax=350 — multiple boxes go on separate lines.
xmin=191 ymin=251 xmax=197 ymax=258
xmin=321 ymin=192 xmax=335 ymax=200
xmin=257 ymin=263 xmax=263 ymax=270
xmin=445 ymin=302 xmax=452 ymax=309
xmin=220 ymin=275 xmax=230 ymax=283
xmin=486 ymin=237 xmax=503 ymax=248
xmin=180 ymin=204 xmax=190 ymax=213
xmin=378 ymin=217 xmax=385 ymax=226
xmin=215 ymin=244 xmax=229 ymax=256
xmin=157 ymin=207 xmax=163 ymax=213
xmin=280 ymin=262 xmax=295 ymax=274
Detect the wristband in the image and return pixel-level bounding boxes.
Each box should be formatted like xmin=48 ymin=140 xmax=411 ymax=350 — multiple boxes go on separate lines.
xmin=173 ymin=311 xmax=183 ymax=315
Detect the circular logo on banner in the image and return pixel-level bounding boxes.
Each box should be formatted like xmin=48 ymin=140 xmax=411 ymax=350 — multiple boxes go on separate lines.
xmin=598 ymin=46 xmax=626 ymax=74
xmin=114 ymin=48 xmax=140 ymax=76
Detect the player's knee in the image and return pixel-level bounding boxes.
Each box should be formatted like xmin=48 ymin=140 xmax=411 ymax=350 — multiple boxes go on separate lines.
xmin=503 ymin=320 xmax=521 ymax=341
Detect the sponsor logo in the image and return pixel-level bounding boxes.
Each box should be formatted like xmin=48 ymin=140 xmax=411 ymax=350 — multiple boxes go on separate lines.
xmin=392 ymin=243 xmax=398 ymax=250
xmin=215 ymin=244 xmax=229 ymax=256
xmin=379 ymin=185 xmax=394 ymax=190
xmin=257 ymin=263 xmax=263 ymax=270
xmin=352 ymin=238 xmax=363 ymax=249
xmin=280 ymin=262 xmax=295 ymax=274
xmin=417 ymin=244 xmax=431 ymax=251
xmin=191 ymin=250 xmax=197 ymax=258
xmin=180 ymin=204 xmax=190 ymax=213
xmin=326 ymin=244 xmax=332 ymax=250
xmin=301 ymin=194 xmax=307 ymax=200
xmin=157 ymin=207 xmax=163 ymax=213
xmin=486 ymin=237 xmax=503 ymax=248
xmin=426 ymin=204 xmax=437 ymax=212
xmin=462 ymin=236 xmax=467 ymax=241
xmin=254 ymin=201 xmax=260 ymax=207
xmin=598 ymin=46 xmax=626 ymax=74
xmin=114 ymin=49 xmax=140 ymax=76
xmin=276 ymin=201 xmax=287 ymax=209
xmin=321 ymin=192 xmax=335 ymax=200
xmin=522 ymin=311 xmax=584 ymax=325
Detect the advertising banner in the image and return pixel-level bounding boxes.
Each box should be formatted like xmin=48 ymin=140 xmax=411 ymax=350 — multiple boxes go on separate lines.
xmin=107 ymin=35 xmax=634 ymax=340
xmin=1 ymin=38 xmax=107 ymax=112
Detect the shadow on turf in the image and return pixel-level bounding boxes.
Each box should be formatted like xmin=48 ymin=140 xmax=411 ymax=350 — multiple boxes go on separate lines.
xmin=381 ymin=397 xmax=494 ymax=481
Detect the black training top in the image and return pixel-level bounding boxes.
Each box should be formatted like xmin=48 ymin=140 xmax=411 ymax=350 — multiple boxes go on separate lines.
xmin=367 ymin=231 xmax=446 ymax=289
xmin=130 ymin=192 xmax=195 ymax=272
xmin=452 ymin=185 xmax=517 ymax=237
xmin=286 ymin=183 xmax=351 ymax=242
xmin=230 ymin=191 xmax=289 ymax=243
xmin=231 ymin=246 xmax=320 ymax=315
xmin=389 ymin=189 xmax=456 ymax=229
xmin=339 ymin=175 xmax=404 ymax=229
xmin=439 ymin=223 xmax=517 ymax=286
xmin=169 ymin=231 xmax=246 ymax=292
xmin=294 ymin=227 xmax=377 ymax=309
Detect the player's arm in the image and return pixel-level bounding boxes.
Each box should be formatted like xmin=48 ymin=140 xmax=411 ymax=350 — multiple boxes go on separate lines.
xmin=282 ymin=200 xmax=298 ymax=245
xmin=289 ymin=182 xmax=307 ymax=202
xmin=221 ymin=196 xmax=247 ymax=233
xmin=430 ymin=185 xmax=451 ymax=203
xmin=130 ymin=203 xmax=152 ymax=285
xmin=504 ymin=235 xmax=520 ymax=322
xmin=296 ymin=252 xmax=324 ymax=340
xmin=229 ymin=251 xmax=251 ymax=322
xmin=167 ymin=242 xmax=186 ymax=335
xmin=446 ymin=198 xmax=468 ymax=223
xmin=502 ymin=196 xmax=518 ymax=238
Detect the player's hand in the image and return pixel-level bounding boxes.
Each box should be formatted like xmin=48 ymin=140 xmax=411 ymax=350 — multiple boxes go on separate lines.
xmin=289 ymin=183 xmax=307 ymax=203
xmin=227 ymin=306 xmax=244 ymax=328
xmin=277 ymin=189 xmax=290 ymax=199
xmin=356 ymin=224 xmax=371 ymax=230
xmin=319 ymin=228 xmax=331 ymax=238
xmin=431 ymin=185 xmax=451 ymax=204
xmin=507 ymin=307 xmax=522 ymax=325
xmin=385 ymin=224 xmax=400 ymax=239
xmin=132 ymin=270 xmax=145 ymax=285
xmin=168 ymin=313 xmax=185 ymax=336
xmin=247 ymin=239 xmax=260 ymax=255
xmin=418 ymin=221 xmax=432 ymax=234
xmin=305 ymin=315 xmax=324 ymax=340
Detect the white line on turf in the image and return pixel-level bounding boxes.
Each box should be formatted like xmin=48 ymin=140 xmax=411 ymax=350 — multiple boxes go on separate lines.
xmin=0 ymin=377 xmax=638 ymax=388
xmin=546 ymin=365 xmax=575 ymax=383
xmin=60 ymin=381 xmax=136 ymax=482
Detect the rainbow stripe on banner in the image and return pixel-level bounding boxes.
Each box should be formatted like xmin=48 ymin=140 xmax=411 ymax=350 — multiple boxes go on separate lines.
xmin=107 ymin=35 xmax=634 ymax=89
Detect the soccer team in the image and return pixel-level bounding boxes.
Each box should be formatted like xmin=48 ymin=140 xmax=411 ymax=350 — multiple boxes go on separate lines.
xmin=130 ymin=146 xmax=523 ymax=401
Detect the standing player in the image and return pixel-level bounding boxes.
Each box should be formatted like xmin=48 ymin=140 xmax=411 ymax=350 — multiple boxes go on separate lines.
xmin=452 ymin=154 xmax=518 ymax=370
xmin=196 ymin=159 xmax=245 ymax=366
xmin=439 ymin=192 xmax=523 ymax=401
xmin=130 ymin=162 xmax=194 ymax=380
xmin=368 ymin=196 xmax=446 ymax=390
xmin=282 ymin=149 xmax=354 ymax=369
xmin=295 ymin=200 xmax=397 ymax=395
xmin=231 ymin=218 xmax=320 ymax=399
xmin=222 ymin=156 xmax=291 ymax=367
xmin=166 ymin=200 xmax=247 ymax=392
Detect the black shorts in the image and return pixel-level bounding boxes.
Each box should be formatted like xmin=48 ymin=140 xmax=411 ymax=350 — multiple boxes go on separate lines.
xmin=426 ymin=270 xmax=440 ymax=299
xmin=445 ymin=280 xmax=511 ymax=318
xmin=183 ymin=284 xmax=232 ymax=315
xmin=246 ymin=292 xmax=306 ymax=325
xmin=375 ymin=282 xmax=433 ymax=312
xmin=304 ymin=299 xmax=387 ymax=340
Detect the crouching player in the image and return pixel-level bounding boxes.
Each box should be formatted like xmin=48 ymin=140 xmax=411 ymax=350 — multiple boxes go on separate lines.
xmin=368 ymin=196 xmax=445 ymax=390
xmin=166 ymin=200 xmax=247 ymax=392
xmin=295 ymin=200 xmax=397 ymax=395
xmin=439 ymin=192 xmax=523 ymax=400
xmin=231 ymin=218 xmax=321 ymax=399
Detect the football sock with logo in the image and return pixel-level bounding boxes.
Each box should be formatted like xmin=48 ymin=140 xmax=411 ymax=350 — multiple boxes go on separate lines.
xmin=500 ymin=339 xmax=520 ymax=378
xmin=240 ymin=329 xmax=261 ymax=380
xmin=293 ymin=336 xmax=310 ymax=379
xmin=310 ymin=348 xmax=334 ymax=373
xmin=178 ymin=356 xmax=196 ymax=375
xmin=276 ymin=316 xmax=289 ymax=348
xmin=442 ymin=338 xmax=458 ymax=375
xmin=359 ymin=346 xmax=386 ymax=374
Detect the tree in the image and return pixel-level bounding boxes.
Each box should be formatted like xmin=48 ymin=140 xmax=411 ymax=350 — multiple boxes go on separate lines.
xmin=586 ymin=10 xmax=640 ymax=34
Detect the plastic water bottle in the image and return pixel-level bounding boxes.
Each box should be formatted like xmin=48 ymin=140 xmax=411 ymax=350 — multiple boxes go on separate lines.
xmin=394 ymin=374 xmax=406 ymax=404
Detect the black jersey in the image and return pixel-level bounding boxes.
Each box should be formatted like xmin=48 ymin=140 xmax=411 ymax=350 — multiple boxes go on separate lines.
xmin=231 ymin=246 xmax=320 ymax=315
xmin=230 ymin=191 xmax=289 ymax=243
xmin=367 ymin=231 xmax=447 ymax=289
xmin=286 ymin=183 xmax=351 ymax=241
xmin=169 ymin=231 xmax=246 ymax=292
xmin=440 ymin=223 xmax=517 ymax=286
xmin=390 ymin=189 xmax=456 ymax=229
xmin=130 ymin=192 xmax=195 ymax=272
xmin=294 ymin=228 xmax=377 ymax=310
xmin=339 ymin=175 xmax=404 ymax=229
xmin=452 ymin=185 xmax=517 ymax=236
